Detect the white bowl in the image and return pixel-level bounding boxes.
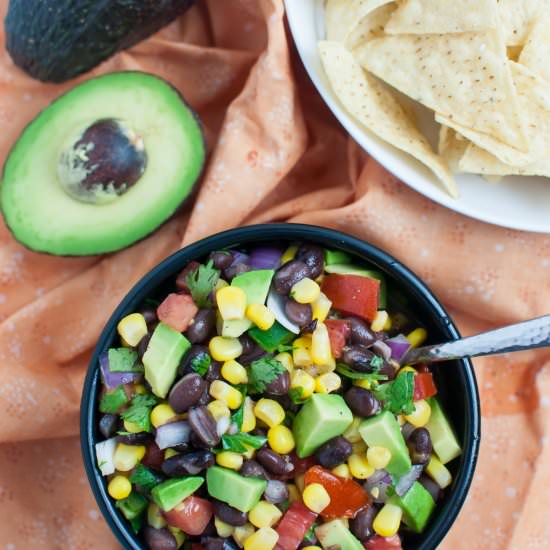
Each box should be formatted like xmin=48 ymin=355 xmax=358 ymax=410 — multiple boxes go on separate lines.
xmin=285 ymin=0 xmax=550 ymax=233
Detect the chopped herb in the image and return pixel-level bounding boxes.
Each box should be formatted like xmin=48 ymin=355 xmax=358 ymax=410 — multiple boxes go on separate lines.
xmin=373 ymin=371 xmax=415 ymax=415
xmin=120 ymin=394 xmax=158 ymax=432
xmin=221 ymin=433 xmax=267 ymax=454
xmin=129 ymin=515 xmax=143 ymax=534
xmin=185 ymin=260 xmax=220 ymax=308
xmin=247 ymin=357 xmax=286 ymax=394
xmin=130 ymin=464 xmax=162 ymax=492
xmin=191 ymin=352 xmax=211 ymax=376
xmin=370 ymin=355 xmax=384 ymax=372
xmin=116 ymin=492 xmax=148 ymax=523
xmin=288 ymin=386 xmax=309 ymax=405
xmin=116 ymin=431 xmax=133 ymax=436
xmin=249 ymin=322 xmax=295 ymax=353
xmin=276 ymin=343 xmax=294 ymax=353
xmin=279 ymin=499 xmax=290 ymax=513
xmin=99 ymin=386 xmax=129 ymax=413
xmin=98 ymin=460 xmax=108 ymax=469
xmin=231 ymin=387 xmax=248 ymax=430
xmin=283 ymin=410 xmax=296 ymax=428
xmin=336 ymin=363 xmax=388 ymax=383
xmin=108 ymin=348 xmax=142 ymax=372
xmin=303 ymin=523 xmax=318 ymax=543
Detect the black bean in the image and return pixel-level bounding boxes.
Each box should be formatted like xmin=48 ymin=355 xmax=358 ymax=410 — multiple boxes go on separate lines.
xmin=185 ymin=309 xmax=216 ymax=344
xmin=348 ymin=317 xmax=377 ymax=347
xmin=344 ymin=387 xmax=381 ymax=418
xmin=139 ymin=306 xmax=158 ymax=326
xmin=256 ymin=448 xmax=294 ymax=476
xmin=99 ymin=413 xmax=119 ymax=439
xmin=117 ymin=432 xmax=153 ymax=446
xmin=169 ymin=373 xmax=207 ymax=413
xmin=264 ymin=480 xmax=289 ymax=503
xmin=301 ymin=319 xmax=318 ymax=334
xmin=162 ymin=450 xmax=215 ymax=477
xmin=350 ymin=505 xmax=378 ymax=541
xmin=379 ymin=360 xmax=398 ymax=381
xmin=407 ymin=428 xmax=432 ymax=465
xmin=201 ymin=537 xmax=239 ymax=550
xmin=176 ymin=261 xmax=200 ymax=292
xmin=419 ymin=475 xmax=442 ymax=501
xmin=209 ymin=251 xmax=235 ymax=270
xmin=240 ymin=460 xmax=268 ymax=479
xmin=188 ymin=406 xmax=220 ymax=447
xmin=205 ymin=361 xmax=222 ymax=383
xmin=266 ymin=371 xmax=290 ymax=396
xmin=178 ymin=345 xmax=209 ymax=376
xmin=285 ymin=299 xmax=312 ymax=327
xmin=238 ymin=334 xmax=267 ymax=365
xmin=342 ymin=345 xmax=378 ymax=372
xmin=197 ymin=387 xmax=211 ymax=406
xmin=143 ymin=526 xmax=177 ymax=550
xmin=223 ymin=263 xmax=250 ymax=281
xmin=273 ymin=260 xmax=310 ymax=295
xmin=213 ymin=500 xmax=248 ymax=526
xmin=315 ymin=436 xmax=353 ymax=469
xmin=296 ymin=244 xmax=324 ymax=279
xmin=138 ymin=332 xmax=152 ymax=359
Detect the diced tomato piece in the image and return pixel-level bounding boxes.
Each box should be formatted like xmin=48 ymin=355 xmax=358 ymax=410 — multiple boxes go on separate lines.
xmin=321 ymin=275 xmax=379 ymax=321
xmin=289 ymin=453 xmax=317 ymax=476
xmin=304 ymin=465 xmax=370 ymax=519
xmin=413 ymin=372 xmax=437 ymax=401
xmin=163 ymin=495 xmax=213 ymax=536
xmin=141 ymin=441 xmax=164 ymax=471
xmin=325 ymin=319 xmax=351 ymax=358
xmin=275 ymin=502 xmax=318 ymax=550
xmin=415 ymin=364 xmax=430 ymax=374
xmin=157 ymin=293 xmax=198 ymax=332
xmin=364 ymin=535 xmax=403 ymax=549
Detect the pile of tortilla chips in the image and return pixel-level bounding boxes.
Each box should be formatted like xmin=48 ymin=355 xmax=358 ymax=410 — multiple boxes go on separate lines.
xmin=319 ymin=0 xmax=550 ymax=198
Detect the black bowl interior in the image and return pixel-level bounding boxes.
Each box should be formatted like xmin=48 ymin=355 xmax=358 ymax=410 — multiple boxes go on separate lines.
xmin=81 ymin=223 xmax=480 ymax=550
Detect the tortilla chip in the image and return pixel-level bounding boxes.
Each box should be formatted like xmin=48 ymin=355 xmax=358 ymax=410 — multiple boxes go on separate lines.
xmin=385 ymin=0 xmax=497 ymax=34
xmin=318 ymin=40 xmax=457 ymax=197
xmin=498 ymin=0 xmax=550 ymax=46
xmin=356 ymin=31 xmax=528 ymax=152
xmin=345 ymin=2 xmax=397 ymax=51
xmin=518 ymin=14 xmax=550 ymax=82
xmin=438 ymin=126 xmax=468 ymax=172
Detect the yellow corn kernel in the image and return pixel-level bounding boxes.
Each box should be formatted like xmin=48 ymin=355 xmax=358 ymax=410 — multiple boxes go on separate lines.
xmin=214 ymin=278 xmax=229 ymax=292
xmin=404 ymin=399 xmax=432 ymax=427
xmin=398 ymin=366 xmax=417 ymax=376
xmin=164 ymin=448 xmax=179 ymax=459
xmin=244 ymin=526 xmax=279 ymax=550
xmin=246 ymin=304 xmax=275 ymax=331
xmin=293 ymin=346 xmax=313 ymax=368
xmin=426 ymin=455 xmax=452 ymax=489
xmin=331 ymin=464 xmax=351 ymax=479
xmin=274 ymin=352 xmax=294 ymax=374
xmin=150 ymin=403 xmax=177 ymax=428
xmin=107 ymin=475 xmax=132 ymax=500
xmin=217 ymin=451 xmax=244 ymax=470
xmin=407 ymin=327 xmax=427 ymax=349
xmin=123 ymin=419 xmax=144 ymax=434
xmin=397 ymin=414 xmax=406 ymax=426
xmin=353 ymin=379 xmax=371 ymax=390
xmin=290 ymin=369 xmax=316 ymax=399
xmin=383 ymin=313 xmax=392 ymax=331
xmin=311 ymin=322 xmax=332 ymax=366
xmin=233 ymin=523 xmax=255 ymax=548
xmin=294 ymin=335 xmax=312 ymax=348
xmin=343 ymin=417 xmax=363 ymax=443
xmin=147 ymin=502 xmax=167 ymax=529
xmin=315 ymin=372 xmax=341 ymax=394
xmin=249 ymin=501 xmax=283 ymax=528
xmin=268 ymin=425 xmax=295 ymax=454
xmin=302 ymin=547 xmax=323 ymax=550
xmin=373 ymin=503 xmax=403 ymax=537
xmin=254 ymin=398 xmax=285 ymax=428
xmin=215 ymin=516 xmax=235 ymax=538
xmin=117 ymin=313 xmax=148 ymax=347
xmin=281 ymin=245 xmax=298 ymax=264
xmin=370 ymin=310 xmax=389 ymax=333
xmin=242 ymin=445 xmax=256 ymax=460
xmin=241 ymin=397 xmax=256 ymax=433
xmin=134 ymin=384 xmax=147 ymax=395
xmin=302 ymin=483 xmax=331 ymax=513
xmin=210 ymin=380 xmax=243 ymax=410
xmin=167 ymin=527 xmax=185 ymax=548
xmin=352 ymin=440 xmax=367 ymax=454
xmin=367 ymin=446 xmax=392 ymax=470
xmin=348 ymin=454 xmax=375 ymax=479
xmin=217 ymin=286 xmax=247 ymax=320
xmin=287 ymin=483 xmax=301 ymax=504
xmin=207 ymin=400 xmax=231 ymax=422
xmin=311 ymin=292 xmax=332 ymax=322
xmin=295 ymin=474 xmax=306 ymax=494
xmin=121 ymin=336 xmax=132 ymax=348
xmin=113 ymin=443 xmax=146 ymax=472
xmin=209 ymin=336 xmax=243 ymax=362
xmin=291 ymin=277 xmax=321 ymax=304
xmin=222 ymin=360 xmax=249 ymax=385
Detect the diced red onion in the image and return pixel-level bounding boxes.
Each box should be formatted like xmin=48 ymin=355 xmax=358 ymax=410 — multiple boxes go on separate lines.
xmin=230 ymin=251 xmax=249 ymax=266
xmin=95 ymin=437 xmax=117 ymax=476
xmin=395 ymin=464 xmax=424 ymax=496
xmin=419 ymin=475 xmax=442 ymax=502
xmin=365 ymin=470 xmax=393 ymax=503
xmin=372 ymin=340 xmax=392 ymax=362
xmin=385 ymin=334 xmax=411 ymax=362
xmin=216 ymin=416 xmax=231 ymax=437
xmin=99 ymin=353 xmax=142 ymax=390
xmin=155 ymin=421 xmax=191 ymax=450
xmin=267 ymin=290 xmax=300 ymax=334
xmin=247 ymin=247 xmax=283 ymax=270
xmin=264 ymin=480 xmax=289 ymax=504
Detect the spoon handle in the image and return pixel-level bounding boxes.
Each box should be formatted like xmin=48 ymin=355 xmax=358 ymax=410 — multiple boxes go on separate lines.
xmin=402 ymin=314 xmax=550 ymax=365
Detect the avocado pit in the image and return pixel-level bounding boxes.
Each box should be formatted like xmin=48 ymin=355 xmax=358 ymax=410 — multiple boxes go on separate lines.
xmin=57 ymin=118 xmax=146 ymax=204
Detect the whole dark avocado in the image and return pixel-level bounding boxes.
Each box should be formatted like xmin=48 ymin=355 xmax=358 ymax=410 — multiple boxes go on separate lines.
xmin=4 ymin=0 xmax=194 ymax=82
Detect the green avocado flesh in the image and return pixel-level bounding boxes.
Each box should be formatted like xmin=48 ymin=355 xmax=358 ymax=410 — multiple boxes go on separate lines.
xmin=1 ymin=71 xmax=205 ymax=255
xmin=315 ymin=519 xmax=364 ymax=550
xmin=151 ymin=477 xmax=204 ymax=512
xmin=426 ymin=397 xmax=462 ymax=464
xmin=389 ymin=481 xmax=435 ymax=533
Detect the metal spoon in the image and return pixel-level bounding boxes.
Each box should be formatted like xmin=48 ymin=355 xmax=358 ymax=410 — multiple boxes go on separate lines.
xmin=401 ymin=314 xmax=550 ymax=365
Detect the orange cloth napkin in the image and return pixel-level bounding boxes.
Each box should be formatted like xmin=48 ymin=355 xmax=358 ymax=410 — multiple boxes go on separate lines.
xmin=0 ymin=1 xmax=549 ymax=548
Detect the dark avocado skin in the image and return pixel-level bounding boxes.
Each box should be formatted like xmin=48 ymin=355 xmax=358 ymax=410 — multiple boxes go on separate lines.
xmin=5 ymin=0 xmax=194 ymax=82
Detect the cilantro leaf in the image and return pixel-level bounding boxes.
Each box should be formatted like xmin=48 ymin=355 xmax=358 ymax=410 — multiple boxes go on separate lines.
xmin=288 ymin=386 xmax=308 ymax=405
xmin=373 ymin=371 xmax=415 ymax=415
xmin=221 ymin=433 xmax=267 ymax=453
xmin=336 ymin=363 xmax=388 ymax=383
xmin=129 ymin=464 xmax=162 ymax=492
xmin=108 ymin=348 xmax=142 ymax=372
xmin=247 ymin=357 xmax=286 ymax=394
xmin=369 ymin=355 xmax=384 ymax=372
xmin=231 ymin=388 xmax=248 ymax=430
xmin=120 ymin=394 xmax=157 ymax=432
xmin=191 ymin=352 xmax=211 ymax=376
xmin=276 ymin=343 xmax=294 ymax=353
xmin=99 ymin=386 xmax=129 ymax=413
xmin=185 ymin=260 xmax=220 ymax=308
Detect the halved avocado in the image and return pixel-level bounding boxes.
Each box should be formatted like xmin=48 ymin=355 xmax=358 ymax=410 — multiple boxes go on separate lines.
xmin=0 ymin=71 xmax=205 ymax=256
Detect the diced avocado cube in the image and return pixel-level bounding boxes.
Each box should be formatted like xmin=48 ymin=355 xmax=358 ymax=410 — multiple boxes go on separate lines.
xmin=151 ymin=477 xmax=204 ymax=512
xmin=231 ymin=269 xmax=274 ymax=305
xmin=426 ymin=397 xmax=461 ymax=464
xmin=315 ymin=519 xmax=364 ymax=550
xmin=206 ymin=466 xmax=267 ymax=513
xmin=293 ymin=394 xmax=353 ymax=458
xmin=116 ymin=492 xmax=148 ymax=520
xmin=359 ymin=411 xmax=411 ymax=477
xmin=143 ymin=322 xmax=191 ymax=398
xmin=324 ymin=249 xmax=352 ymax=266
xmin=389 ymin=481 xmax=435 ymax=533
xmin=248 ymin=321 xmax=294 ymax=353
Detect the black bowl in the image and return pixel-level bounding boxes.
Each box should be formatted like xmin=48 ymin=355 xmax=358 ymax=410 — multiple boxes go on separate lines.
xmin=81 ymin=223 xmax=480 ymax=550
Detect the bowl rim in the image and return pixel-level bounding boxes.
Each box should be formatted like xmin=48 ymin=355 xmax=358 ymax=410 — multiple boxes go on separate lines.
xmin=80 ymin=223 xmax=480 ymax=550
